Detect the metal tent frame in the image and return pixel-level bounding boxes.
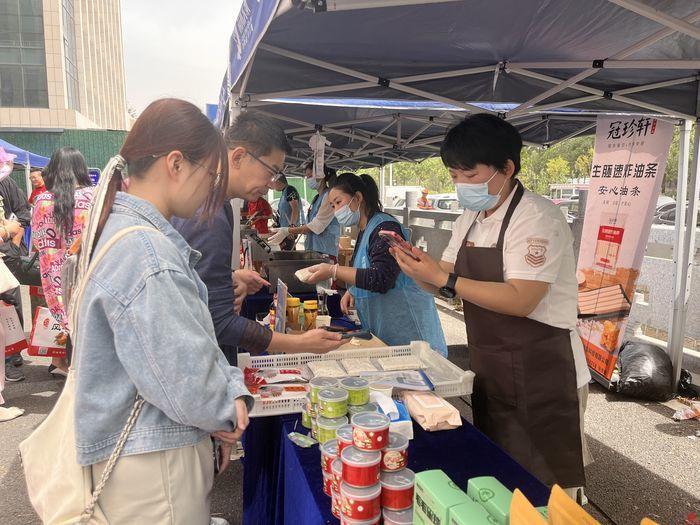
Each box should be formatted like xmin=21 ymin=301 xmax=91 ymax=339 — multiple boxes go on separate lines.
xmin=220 ymin=0 xmax=700 ymax=388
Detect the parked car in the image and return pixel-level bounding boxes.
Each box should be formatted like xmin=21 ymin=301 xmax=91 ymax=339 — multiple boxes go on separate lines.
xmin=429 ymin=193 xmax=461 ymax=211
xmin=654 ymin=207 xmax=700 ymax=227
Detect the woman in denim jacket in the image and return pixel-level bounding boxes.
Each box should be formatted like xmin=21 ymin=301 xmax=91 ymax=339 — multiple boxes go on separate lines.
xmin=73 ymin=98 xmax=252 ymax=524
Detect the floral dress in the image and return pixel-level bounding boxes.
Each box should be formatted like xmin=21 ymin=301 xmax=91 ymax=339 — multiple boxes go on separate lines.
xmin=31 ymin=187 xmax=94 ymax=330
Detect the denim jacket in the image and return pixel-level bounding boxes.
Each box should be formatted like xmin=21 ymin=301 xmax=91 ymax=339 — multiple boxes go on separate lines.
xmin=73 ymin=192 xmax=253 ymax=466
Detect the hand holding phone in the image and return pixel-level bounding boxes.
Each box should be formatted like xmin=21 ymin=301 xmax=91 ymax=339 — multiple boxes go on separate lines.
xmin=378 ymin=230 xmax=421 ymax=261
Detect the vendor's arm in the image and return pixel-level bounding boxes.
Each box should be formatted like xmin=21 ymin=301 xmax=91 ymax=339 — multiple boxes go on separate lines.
xmin=289 ymin=195 xmax=334 ymax=236
xmin=394 ymin=209 xmax=567 ymax=317
xmin=289 ymin=198 xmax=299 ymax=226
xmin=394 ymin=248 xmax=548 ymax=317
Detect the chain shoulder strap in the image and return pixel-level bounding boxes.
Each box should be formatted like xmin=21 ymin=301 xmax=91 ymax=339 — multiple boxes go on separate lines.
xmin=68 ymin=225 xmax=159 ymax=523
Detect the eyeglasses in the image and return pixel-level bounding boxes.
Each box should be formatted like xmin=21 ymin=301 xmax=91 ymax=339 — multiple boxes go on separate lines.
xmin=247 ymin=152 xmax=284 ymax=182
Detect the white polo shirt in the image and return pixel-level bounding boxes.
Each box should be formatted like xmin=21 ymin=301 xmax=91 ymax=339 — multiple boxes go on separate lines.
xmin=442 ymin=184 xmax=591 ymax=388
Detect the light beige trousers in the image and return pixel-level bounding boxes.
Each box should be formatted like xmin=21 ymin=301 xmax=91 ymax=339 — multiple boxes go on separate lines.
xmin=90 ymin=437 xmax=214 ymax=525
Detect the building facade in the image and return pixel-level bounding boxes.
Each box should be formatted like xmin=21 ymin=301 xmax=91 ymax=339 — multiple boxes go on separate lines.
xmin=0 ymin=0 xmax=128 ymax=131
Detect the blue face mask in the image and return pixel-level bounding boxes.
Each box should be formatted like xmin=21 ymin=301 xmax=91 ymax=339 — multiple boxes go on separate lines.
xmin=307 ymin=177 xmax=320 ymax=190
xmin=334 ymin=197 xmax=360 ymax=226
xmin=456 ymin=170 xmax=507 ymax=212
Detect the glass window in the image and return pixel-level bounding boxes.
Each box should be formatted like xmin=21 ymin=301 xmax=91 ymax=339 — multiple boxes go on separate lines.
xmin=0 ymin=0 xmax=47 ymax=108
xmin=62 ymin=0 xmax=79 ymax=110
xmin=0 ymin=64 xmax=23 ymax=106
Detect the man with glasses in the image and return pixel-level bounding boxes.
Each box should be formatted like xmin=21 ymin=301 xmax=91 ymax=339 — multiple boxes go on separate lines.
xmin=172 ymin=111 xmax=342 ymax=365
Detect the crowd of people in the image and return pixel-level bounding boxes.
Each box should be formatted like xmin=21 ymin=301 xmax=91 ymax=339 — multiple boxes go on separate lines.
xmin=1 ymin=99 xmax=590 ymax=523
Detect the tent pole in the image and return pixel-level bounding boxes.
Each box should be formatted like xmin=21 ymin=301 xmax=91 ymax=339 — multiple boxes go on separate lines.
xmin=605 ymin=0 xmax=700 ymax=41
xmin=668 ymin=119 xmax=692 ymax=390
xmin=258 ymin=43 xmax=495 ymax=115
xmin=380 ymin=164 xmax=386 ymax=205
xmin=508 ymin=60 xmax=700 ymax=69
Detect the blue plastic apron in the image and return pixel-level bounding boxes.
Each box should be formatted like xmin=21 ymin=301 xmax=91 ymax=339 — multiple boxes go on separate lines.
xmin=277 ymin=186 xmax=298 ymax=227
xmin=349 ymin=213 xmax=447 ymax=355
xmin=304 ymin=190 xmax=340 ymax=257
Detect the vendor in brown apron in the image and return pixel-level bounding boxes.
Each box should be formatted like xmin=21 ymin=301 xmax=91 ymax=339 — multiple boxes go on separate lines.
xmin=454 ymin=180 xmax=585 ymax=488
xmin=391 ymin=114 xmax=586 ymax=489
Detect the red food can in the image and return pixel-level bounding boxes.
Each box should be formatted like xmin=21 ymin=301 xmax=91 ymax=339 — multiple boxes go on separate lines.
xmin=321 ymin=439 xmax=339 ymax=474
xmin=341 ymin=446 xmax=381 ymax=488
xmin=323 ymin=471 xmax=333 ymax=497
xmin=331 ymin=458 xmax=343 ymax=493
xmin=336 ymin=424 xmax=354 ymax=454
xmin=332 ymin=489 xmax=341 ymax=519
xmin=351 ymin=412 xmax=390 ymax=451
xmin=340 ymin=482 xmax=381 ymax=522
xmin=383 ymin=507 xmax=414 ymax=525
xmin=340 ymin=516 xmax=380 ymax=525
xmin=380 ymin=469 xmax=415 ymax=511
xmin=381 ymin=433 xmax=409 ymax=472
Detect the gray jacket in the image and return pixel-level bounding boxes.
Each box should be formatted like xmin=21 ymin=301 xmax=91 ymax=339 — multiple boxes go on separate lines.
xmin=73 ymin=192 xmax=252 ymax=466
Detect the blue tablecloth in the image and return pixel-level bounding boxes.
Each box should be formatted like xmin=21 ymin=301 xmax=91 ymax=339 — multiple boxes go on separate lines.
xmin=242 ymin=414 xmax=550 ymax=525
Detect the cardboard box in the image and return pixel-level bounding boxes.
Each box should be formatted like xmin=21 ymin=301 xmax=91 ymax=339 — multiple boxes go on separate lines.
xmin=467 ymin=476 xmax=513 ymax=525
xmin=414 ymin=470 xmax=471 ymax=525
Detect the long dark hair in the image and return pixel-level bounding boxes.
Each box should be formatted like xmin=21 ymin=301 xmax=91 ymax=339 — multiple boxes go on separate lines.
xmin=43 ymin=147 xmax=92 ymax=236
xmin=95 ymin=98 xmax=229 ymax=243
xmin=330 ymin=172 xmax=382 ymax=217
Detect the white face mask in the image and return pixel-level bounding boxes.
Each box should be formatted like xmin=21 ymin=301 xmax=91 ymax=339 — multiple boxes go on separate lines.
xmin=455 ymin=170 xmax=507 ymax=212
xmin=307 ymin=177 xmax=320 ymax=190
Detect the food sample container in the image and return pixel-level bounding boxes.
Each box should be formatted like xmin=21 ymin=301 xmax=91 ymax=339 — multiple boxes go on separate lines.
xmin=309 ymin=377 xmax=339 ymax=404
xmin=332 ymin=489 xmax=342 ymax=519
xmin=348 ymin=402 xmax=379 ymax=417
xmin=340 ymin=482 xmax=382 ymax=521
xmin=320 ymin=439 xmax=339 ymax=474
xmin=301 ymin=409 xmax=312 ymax=429
xmin=380 ymin=469 xmax=415 ymax=511
xmin=351 ymin=412 xmax=390 ymax=451
xmin=318 ymin=387 xmax=349 ymax=418
xmin=331 ymin=458 xmax=343 ymax=493
xmin=339 ymin=517 xmax=380 ymax=525
xmin=323 ymin=471 xmax=333 ymax=497
xmin=336 ymin=424 xmax=354 ymax=454
xmin=340 ymin=377 xmax=370 ymax=406
xmin=381 ymin=432 xmax=409 ymax=472
xmin=311 ymin=416 xmax=318 ymax=440
xmin=317 ymin=415 xmax=349 ymax=444
xmin=382 ymin=507 xmax=413 ymax=525
xmin=341 ymin=446 xmax=381 ymax=488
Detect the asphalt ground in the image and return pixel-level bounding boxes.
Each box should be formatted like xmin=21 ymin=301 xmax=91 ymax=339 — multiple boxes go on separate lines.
xmin=1 ymin=309 xmax=698 ymax=525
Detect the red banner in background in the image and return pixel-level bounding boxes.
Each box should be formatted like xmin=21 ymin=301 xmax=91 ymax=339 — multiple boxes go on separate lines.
xmin=576 ymin=116 xmax=674 ymax=385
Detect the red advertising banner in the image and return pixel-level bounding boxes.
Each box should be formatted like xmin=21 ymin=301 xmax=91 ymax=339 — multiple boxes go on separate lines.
xmin=576 ymin=116 xmax=674 ymax=385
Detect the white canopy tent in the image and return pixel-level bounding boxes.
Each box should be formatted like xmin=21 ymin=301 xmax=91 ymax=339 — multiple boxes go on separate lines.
xmin=218 ymin=0 xmax=700 ymax=388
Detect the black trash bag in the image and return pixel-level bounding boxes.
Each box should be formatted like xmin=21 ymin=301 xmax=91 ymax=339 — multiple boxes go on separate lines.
xmin=678 ymin=369 xmax=699 ymax=399
xmin=616 ymin=341 xmax=674 ymax=401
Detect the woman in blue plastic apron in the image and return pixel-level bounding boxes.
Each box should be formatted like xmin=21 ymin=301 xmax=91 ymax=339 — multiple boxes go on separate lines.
xmin=268 ymin=163 xmax=340 ymax=261
xmin=305 ymin=172 xmax=447 ymax=355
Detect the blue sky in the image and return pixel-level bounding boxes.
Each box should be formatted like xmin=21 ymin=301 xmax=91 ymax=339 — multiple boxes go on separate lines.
xmin=121 ymin=0 xmax=242 ymax=113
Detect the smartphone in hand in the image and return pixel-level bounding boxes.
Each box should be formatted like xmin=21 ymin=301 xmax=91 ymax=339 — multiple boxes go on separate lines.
xmin=378 ymin=230 xmax=421 ymax=261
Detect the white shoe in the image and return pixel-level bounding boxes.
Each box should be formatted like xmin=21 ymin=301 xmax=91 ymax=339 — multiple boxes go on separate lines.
xmin=210 ymin=518 xmax=229 ymax=525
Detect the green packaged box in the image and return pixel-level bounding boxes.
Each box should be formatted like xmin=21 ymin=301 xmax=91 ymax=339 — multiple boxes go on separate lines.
xmin=448 ymin=498 xmax=497 ymax=525
xmin=414 ymin=470 xmax=471 ymax=525
xmin=467 ymin=476 xmax=513 ymax=525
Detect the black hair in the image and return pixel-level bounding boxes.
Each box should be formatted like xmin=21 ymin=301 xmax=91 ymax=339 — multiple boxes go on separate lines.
xmin=224 ymin=111 xmax=292 ymax=155
xmin=43 ymin=147 xmax=92 ymax=236
xmin=440 ymin=114 xmax=522 ymax=175
xmin=330 ymin=172 xmax=382 ymax=217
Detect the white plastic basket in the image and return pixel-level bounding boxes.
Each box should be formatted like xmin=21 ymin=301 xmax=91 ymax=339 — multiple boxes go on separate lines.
xmin=239 ymin=341 xmax=474 ymax=417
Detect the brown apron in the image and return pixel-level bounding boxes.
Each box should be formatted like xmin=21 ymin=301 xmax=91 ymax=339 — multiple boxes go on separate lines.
xmin=455 ymin=181 xmax=585 ymax=488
